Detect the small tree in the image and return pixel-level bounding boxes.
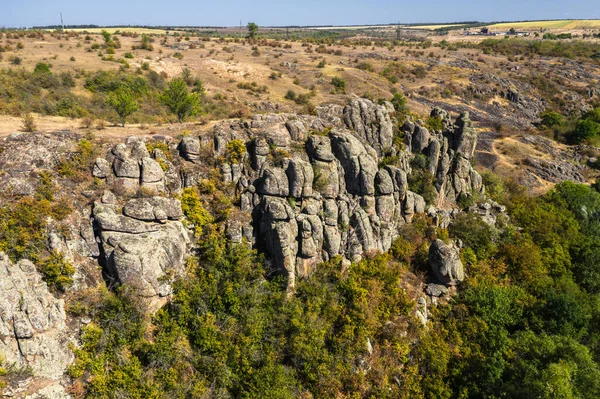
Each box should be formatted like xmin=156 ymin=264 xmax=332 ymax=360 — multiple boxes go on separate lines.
xmin=247 ymin=22 xmax=258 ymax=39
xmin=101 ymin=30 xmax=111 ymax=44
xmin=159 ymin=78 xmax=201 ymax=122
xmin=106 ymin=88 xmax=138 ymax=127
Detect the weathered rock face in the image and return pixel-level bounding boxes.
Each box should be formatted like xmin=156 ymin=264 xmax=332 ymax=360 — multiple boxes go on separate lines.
xmin=403 ymin=109 xmax=484 ymax=206
xmin=343 ymin=98 xmax=394 ymax=156
xmin=93 ymin=193 xmax=190 ymax=304
xmin=193 ymin=100 xmax=486 ymax=291
xmin=428 ymin=240 xmax=465 ymax=286
xmin=0 ymin=253 xmax=73 ymax=398
xmin=93 ymin=137 xmax=172 ymax=196
xmin=91 ymin=100 xmax=486 ymax=293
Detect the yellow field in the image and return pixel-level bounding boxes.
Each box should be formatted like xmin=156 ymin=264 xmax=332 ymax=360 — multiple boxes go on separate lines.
xmin=65 ymin=27 xmax=186 ymax=35
xmin=488 ymin=20 xmax=600 ymax=30
xmin=406 ymin=24 xmax=467 ymax=30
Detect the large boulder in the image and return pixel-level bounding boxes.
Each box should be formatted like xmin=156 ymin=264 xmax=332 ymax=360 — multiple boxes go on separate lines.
xmin=256 ymin=167 xmax=289 ymax=197
xmin=330 ymin=130 xmax=377 ymax=196
xmin=428 ymin=239 xmax=464 ymax=286
xmin=93 ymin=198 xmax=190 ymax=303
xmin=287 ymin=158 xmax=314 ymax=198
xmin=179 ymin=136 xmax=201 ymax=161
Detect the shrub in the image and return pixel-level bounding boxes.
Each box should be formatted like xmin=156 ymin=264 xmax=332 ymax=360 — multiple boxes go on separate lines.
xmin=224 ymin=139 xmax=246 ymax=163
xmin=39 ymin=251 xmax=75 ymax=292
xmin=390 ymin=92 xmax=407 ymax=113
xmin=317 ymin=59 xmax=326 ymax=68
xmin=180 ymin=187 xmax=213 ymax=237
xmin=411 ymin=65 xmax=427 ymax=78
xmin=331 ymin=76 xmax=346 ymax=93
xmin=284 ymin=90 xmax=297 ymax=101
xmin=21 ymin=113 xmax=36 ymax=132
xmin=34 ymin=62 xmax=52 ymax=74
xmin=357 ymin=62 xmax=374 ymax=72
xmin=425 ymin=115 xmax=443 ymax=131
xmin=540 ymin=110 xmax=564 ymax=127
xmin=572 ymin=119 xmax=600 ymax=144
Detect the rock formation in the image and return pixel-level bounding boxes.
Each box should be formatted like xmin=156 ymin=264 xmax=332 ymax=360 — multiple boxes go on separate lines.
xmin=86 ymin=99 xmax=487 ymax=294
xmin=428 ymin=239 xmax=465 ymax=286
xmin=0 ymin=253 xmax=73 ymax=398
xmin=200 ymin=99 xmax=484 ymax=290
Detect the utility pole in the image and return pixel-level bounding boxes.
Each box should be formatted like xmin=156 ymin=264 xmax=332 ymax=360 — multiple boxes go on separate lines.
xmin=60 ymin=12 xmax=64 ymax=31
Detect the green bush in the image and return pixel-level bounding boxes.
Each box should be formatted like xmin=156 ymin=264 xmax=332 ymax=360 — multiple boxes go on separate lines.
xmin=180 ymin=187 xmax=213 ymax=237
xmin=39 ymin=251 xmax=75 ymax=292
xmin=331 ymin=76 xmax=346 ymax=93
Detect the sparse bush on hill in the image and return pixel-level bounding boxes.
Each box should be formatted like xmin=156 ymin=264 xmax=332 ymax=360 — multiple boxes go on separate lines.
xmin=21 ymin=113 xmax=36 ymax=132
xmin=331 ymin=76 xmax=346 ymax=93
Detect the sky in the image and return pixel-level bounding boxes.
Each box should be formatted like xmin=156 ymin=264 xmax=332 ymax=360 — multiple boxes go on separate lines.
xmin=2 ymin=0 xmax=600 ymax=28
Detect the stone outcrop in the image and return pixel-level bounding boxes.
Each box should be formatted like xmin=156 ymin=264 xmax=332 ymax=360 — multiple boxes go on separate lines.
xmin=192 ymin=99 xmax=485 ymax=291
xmin=343 ymin=98 xmax=394 ymax=155
xmin=93 ymin=137 xmax=171 ymax=196
xmin=428 ymin=239 xmax=465 ymax=286
xmin=0 ymin=253 xmax=72 ymax=398
xmin=403 ymin=109 xmax=484 ymax=206
xmin=89 ymin=99 xmax=488 ymax=293
xmin=93 ymin=192 xmax=190 ymax=304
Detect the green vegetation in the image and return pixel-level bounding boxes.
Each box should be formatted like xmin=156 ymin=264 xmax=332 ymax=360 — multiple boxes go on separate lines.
xmin=0 ymin=65 xmax=233 ymax=124
xmin=39 ymin=250 xmax=75 ymax=292
xmin=541 ymin=107 xmax=600 ymax=144
xmin=61 ymin=169 xmax=600 ymax=398
xmin=331 ymin=76 xmax=346 ymax=93
xmin=0 ymin=173 xmax=72 ymax=273
xmin=158 ymin=78 xmax=201 ymax=122
xmin=247 ymin=22 xmax=259 ymax=39
xmin=180 ymin=187 xmax=214 ymax=237
xmin=479 ymin=38 xmax=600 ymax=60
xmin=106 ymin=87 xmax=139 ymax=126
xmin=407 ymin=154 xmax=437 ymax=205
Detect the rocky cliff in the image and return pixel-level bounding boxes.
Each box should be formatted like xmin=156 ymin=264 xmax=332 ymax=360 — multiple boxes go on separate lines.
xmin=0 ymin=98 xmax=503 ymax=397
xmin=91 ymin=98 xmax=488 ymax=292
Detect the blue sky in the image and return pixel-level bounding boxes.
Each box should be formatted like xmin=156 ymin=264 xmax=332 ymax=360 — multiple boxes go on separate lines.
xmin=2 ymin=0 xmax=599 ymax=28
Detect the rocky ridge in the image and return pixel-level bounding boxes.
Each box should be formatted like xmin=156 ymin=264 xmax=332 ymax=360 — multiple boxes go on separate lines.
xmin=0 ymin=98 xmax=506 ymax=397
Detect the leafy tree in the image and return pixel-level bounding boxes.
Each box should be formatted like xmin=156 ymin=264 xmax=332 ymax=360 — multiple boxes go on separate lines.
xmin=540 ymin=110 xmax=564 ymax=127
xmin=572 ymin=119 xmax=600 ymax=143
xmin=158 ymin=78 xmax=201 ymax=122
xmin=106 ymin=88 xmax=138 ymax=127
xmin=101 ymin=29 xmax=111 ymax=44
xmin=247 ymin=22 xmax=259 ymax=39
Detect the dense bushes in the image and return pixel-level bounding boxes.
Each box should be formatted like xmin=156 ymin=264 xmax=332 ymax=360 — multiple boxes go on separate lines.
xmin=479 ymin=38 xmax=600 ymax=59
